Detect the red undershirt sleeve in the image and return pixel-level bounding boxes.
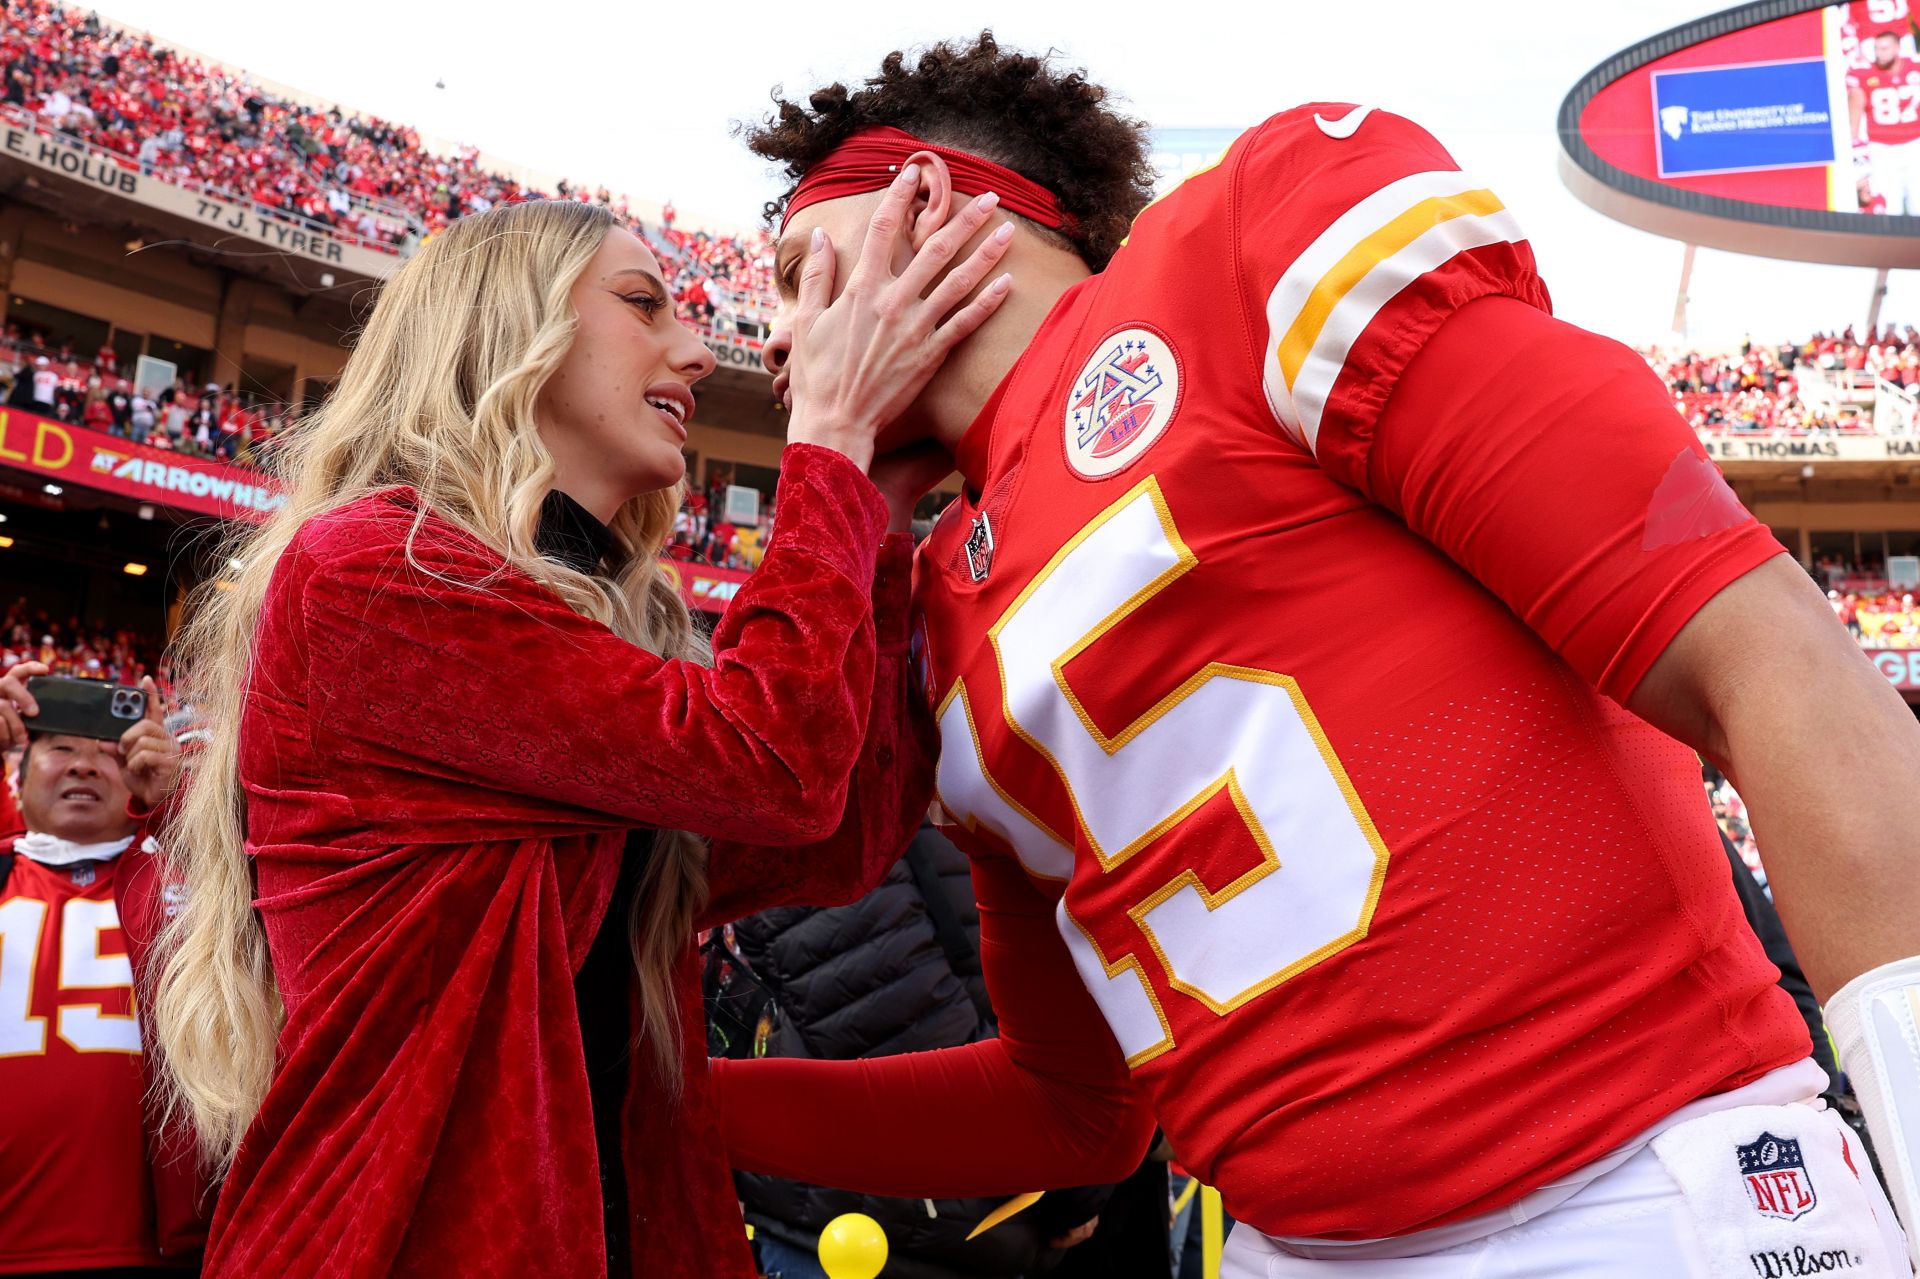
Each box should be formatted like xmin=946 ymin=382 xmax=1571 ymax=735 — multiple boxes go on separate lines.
xmin=1364 ymin=296 xmax=1787 ymax=704
xmin=714 ymin=849 xmax=1155 ymax=1195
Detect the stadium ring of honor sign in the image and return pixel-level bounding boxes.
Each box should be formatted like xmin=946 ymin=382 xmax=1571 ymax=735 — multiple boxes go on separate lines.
xmin=1558 ymin=0 xmax=1920 ymax=269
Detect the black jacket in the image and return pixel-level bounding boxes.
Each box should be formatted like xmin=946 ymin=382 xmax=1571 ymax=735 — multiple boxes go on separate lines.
xmin=729 ymin=825 xmax=1110 ymax=1278
xmin=1721 ymin=832 xmax=1841 ymax=1090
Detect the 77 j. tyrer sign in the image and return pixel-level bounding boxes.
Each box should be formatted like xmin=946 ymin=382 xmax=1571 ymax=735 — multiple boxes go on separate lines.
xmin=0 ymin=115 xmax=399 ymax=282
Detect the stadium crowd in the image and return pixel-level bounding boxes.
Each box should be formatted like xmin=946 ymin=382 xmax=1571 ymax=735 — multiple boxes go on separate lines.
xmin=0 ymin=600 xmax=164 ymax=688
xmin=0 ymin=333 xmax=289 ymax=465
xmin=1642 ymin=325 xmax=1920 ymax=435
xmin=1831 ymin=586 xmax=1920 ymax=649
xmin=0 ymin=0 xmax=782 ymax=327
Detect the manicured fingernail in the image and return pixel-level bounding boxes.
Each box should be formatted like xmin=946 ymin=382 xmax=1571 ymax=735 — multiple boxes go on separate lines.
xmin=993 ymin=222 xmax=1015 ymax=244
xmin=810 ymin=226 xmax=825 ymax=252
xmin=897 ymin=163 xmax=921 ymax=187
xmin=992 ymin=273 xmax=1012 ymax=293
xmin=974 ymin=191 xmax=1000 ymax=212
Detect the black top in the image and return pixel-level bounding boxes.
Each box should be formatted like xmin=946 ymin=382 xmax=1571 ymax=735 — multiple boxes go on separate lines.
xmin=536 ymin=489 xmax=615 ymax=573
xmin=540 ymin=488 xmax=647 ymax=1275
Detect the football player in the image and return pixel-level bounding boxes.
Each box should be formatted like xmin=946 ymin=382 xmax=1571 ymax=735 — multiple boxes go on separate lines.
xmin=714 ymin=34 xmax=1920 ymax=1278
xmin=1850 ymin=30 xmax=1920 ymax=214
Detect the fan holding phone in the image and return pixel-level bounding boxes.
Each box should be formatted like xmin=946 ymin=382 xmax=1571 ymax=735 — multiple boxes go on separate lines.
xmin=0 ymin=662 xmax=179 ymax=823
xmin=0 ymin=659 xmax=206 ymax=1272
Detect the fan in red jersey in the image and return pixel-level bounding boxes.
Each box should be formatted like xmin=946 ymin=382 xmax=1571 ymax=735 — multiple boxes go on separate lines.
xmin=714 ymin=34 xmax=1920 ymax=1279
xmin=1850 ymin=29 xmax=1920 ymax=213
xmin=0 ymin=661 xmax=206 ymax=1275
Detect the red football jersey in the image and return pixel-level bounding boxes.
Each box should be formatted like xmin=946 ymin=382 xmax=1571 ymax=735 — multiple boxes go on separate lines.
xmin=0 ymin=849 xmax=164 ymax=1273
xmin=1846 ymin=0 xmax=1914 ymax=55
xmin=914 ymin=107 xmax=1805 ymax=1239
xmin=1851 ymin=57 xmax=1920 ymax=144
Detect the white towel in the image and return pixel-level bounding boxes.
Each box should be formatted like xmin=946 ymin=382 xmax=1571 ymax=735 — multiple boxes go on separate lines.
xmin=1651 ymin=1102 xmax=1910 ymax=1279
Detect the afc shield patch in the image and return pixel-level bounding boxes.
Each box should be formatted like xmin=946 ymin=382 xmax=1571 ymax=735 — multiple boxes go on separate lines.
xmin=1064 ymin=325 xmax=1182 ymax=479
xmin=1738 ymin=1132 xmax=1817 ymax=1221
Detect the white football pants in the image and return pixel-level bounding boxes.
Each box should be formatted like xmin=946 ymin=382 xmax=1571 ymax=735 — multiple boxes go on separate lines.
xmin=1222 ymin=1106 xmax=1911 ymax=1278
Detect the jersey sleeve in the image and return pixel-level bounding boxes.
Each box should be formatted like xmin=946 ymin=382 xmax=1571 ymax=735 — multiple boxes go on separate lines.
xmin=1235 ymin=104 xmax=1552 ymax=486
xmin=714 ymin=848 xmax=1155 ymax=1195
xmin=1365 ymin=295 xmax=1787 ymax=703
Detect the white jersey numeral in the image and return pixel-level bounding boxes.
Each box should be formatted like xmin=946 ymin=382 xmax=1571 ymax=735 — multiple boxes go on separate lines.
xmin=57 ymin=897 xmax=141 ymax=1053
xmin=1871 ymin=85 xmax=1920 ymax=125
xmin=936 ymin=477 xmax=1390 ymax=1066
xmin=0 ymin=898 xmax=49 ymax=1056
xmin=0 ymin=894 xmax=140 ymax=1057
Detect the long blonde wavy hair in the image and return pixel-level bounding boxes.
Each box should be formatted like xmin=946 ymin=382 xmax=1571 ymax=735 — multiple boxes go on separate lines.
xmin=153 ymin=199 xmax=710 ymax=1172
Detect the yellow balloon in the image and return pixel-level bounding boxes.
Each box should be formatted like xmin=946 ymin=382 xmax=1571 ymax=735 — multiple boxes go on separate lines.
xmin=816 ymin=1212 xmax=888 ymax=1279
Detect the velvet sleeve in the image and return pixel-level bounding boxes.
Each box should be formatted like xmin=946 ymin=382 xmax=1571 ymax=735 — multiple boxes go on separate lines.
xmin=292 ymin=443 xmax=892 ymax=844
xmin=702 ymin=534 xmax=937 ymax=924
xmin=1362 ymin=296 xmax=1786 ymax=704
xmin=714 ymin=848 xmax=1155 ymax=1194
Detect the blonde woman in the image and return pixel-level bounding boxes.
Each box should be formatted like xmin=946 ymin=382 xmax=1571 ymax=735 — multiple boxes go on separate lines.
xmin=153 ymin=175 xmax=1016 ymax=1279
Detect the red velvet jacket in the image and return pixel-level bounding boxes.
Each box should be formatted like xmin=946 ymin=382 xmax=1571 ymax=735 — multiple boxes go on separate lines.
xmin=205 ymin=444 xmax=934 ymax=1277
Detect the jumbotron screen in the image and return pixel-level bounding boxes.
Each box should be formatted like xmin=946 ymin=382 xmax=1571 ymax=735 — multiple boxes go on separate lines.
xmin=1579 ymin=0 xmax=1918 ymax=215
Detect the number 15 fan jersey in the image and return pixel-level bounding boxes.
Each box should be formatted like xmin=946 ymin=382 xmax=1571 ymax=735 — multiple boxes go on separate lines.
xmin=913 ymin=106 xmax=1806 ymax=1240
xmin=0 ymin=850 xmax=165 ymax=1273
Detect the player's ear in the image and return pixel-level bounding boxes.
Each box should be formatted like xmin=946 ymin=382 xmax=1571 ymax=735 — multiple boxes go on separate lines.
xmin=904 ymin=150 xmax=955 ymax=252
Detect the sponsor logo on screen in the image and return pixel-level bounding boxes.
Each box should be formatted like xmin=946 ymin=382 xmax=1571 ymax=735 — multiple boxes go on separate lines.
xmin=1652 ymin=58 xmax=1842 ymax=177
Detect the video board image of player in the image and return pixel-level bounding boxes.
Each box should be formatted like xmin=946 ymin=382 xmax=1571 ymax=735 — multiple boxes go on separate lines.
xmin=1840 ymin=0 xmax=1920 ymax=212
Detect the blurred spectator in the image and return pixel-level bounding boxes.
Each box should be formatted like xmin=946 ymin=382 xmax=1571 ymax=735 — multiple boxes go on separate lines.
xmin=713 ymin=824 xmax=1112 ymax=1279
xmin=0 ymin=601 xmax=166 ymax=698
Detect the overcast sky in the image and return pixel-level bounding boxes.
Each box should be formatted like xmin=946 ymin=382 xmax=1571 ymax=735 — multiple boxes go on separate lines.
xmin=85 ymin=0 xmax=1920 ymax=346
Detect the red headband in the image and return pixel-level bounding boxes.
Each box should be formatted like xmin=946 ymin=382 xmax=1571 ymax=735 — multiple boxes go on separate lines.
xmin=782 ymin=126 xmax=1078 ymax=236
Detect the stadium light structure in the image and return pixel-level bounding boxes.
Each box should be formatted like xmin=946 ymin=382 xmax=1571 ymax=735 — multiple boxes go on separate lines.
xmin=122 ymin=562 xmax=148 ymax=576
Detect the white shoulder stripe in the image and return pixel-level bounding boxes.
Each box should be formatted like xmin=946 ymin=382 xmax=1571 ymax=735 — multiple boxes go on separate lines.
xmin=1264 ymin=169 xmax=1483 ymax=347
xmin=1287 ymin=208 xmax=1526 ymax=451
xmin=1259 ymin=167 xmax=1527 ymax=452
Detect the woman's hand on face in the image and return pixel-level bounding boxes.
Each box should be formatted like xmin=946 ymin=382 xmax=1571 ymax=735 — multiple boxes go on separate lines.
xmin=784 ymin=164 xmax=1016 ymax=471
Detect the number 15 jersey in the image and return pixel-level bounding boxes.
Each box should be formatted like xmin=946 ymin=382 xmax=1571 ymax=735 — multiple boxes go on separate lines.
xmin=912 ymin=105 xmax=1808 ymax=1240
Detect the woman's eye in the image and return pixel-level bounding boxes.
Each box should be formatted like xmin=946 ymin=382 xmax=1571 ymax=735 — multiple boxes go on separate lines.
xmin=623 ymin=293 xmax=665 ymax=317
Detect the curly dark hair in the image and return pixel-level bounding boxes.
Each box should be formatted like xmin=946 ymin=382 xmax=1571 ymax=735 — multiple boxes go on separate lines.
xmin=740 ymin=32 xmax=1156 ymax=271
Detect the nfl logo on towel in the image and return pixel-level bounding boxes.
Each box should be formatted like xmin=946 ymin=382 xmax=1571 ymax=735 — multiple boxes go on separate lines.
xmin=1736 ymin=1132 xmax=1817 ymax=1221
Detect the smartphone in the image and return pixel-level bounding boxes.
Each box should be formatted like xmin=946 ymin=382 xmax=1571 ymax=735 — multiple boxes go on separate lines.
xmin=21 ymin=675 xmax=146 ymax=742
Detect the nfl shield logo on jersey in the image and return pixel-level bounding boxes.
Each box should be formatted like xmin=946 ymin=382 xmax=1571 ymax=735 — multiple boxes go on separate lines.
xmin=1064 ymin=325 xmax=1182 ymax=479
xmin=965 ymin=510 xmax=996 ymax=583
xmin=1737 ymin=1132 xmax=1817 ymax=1221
